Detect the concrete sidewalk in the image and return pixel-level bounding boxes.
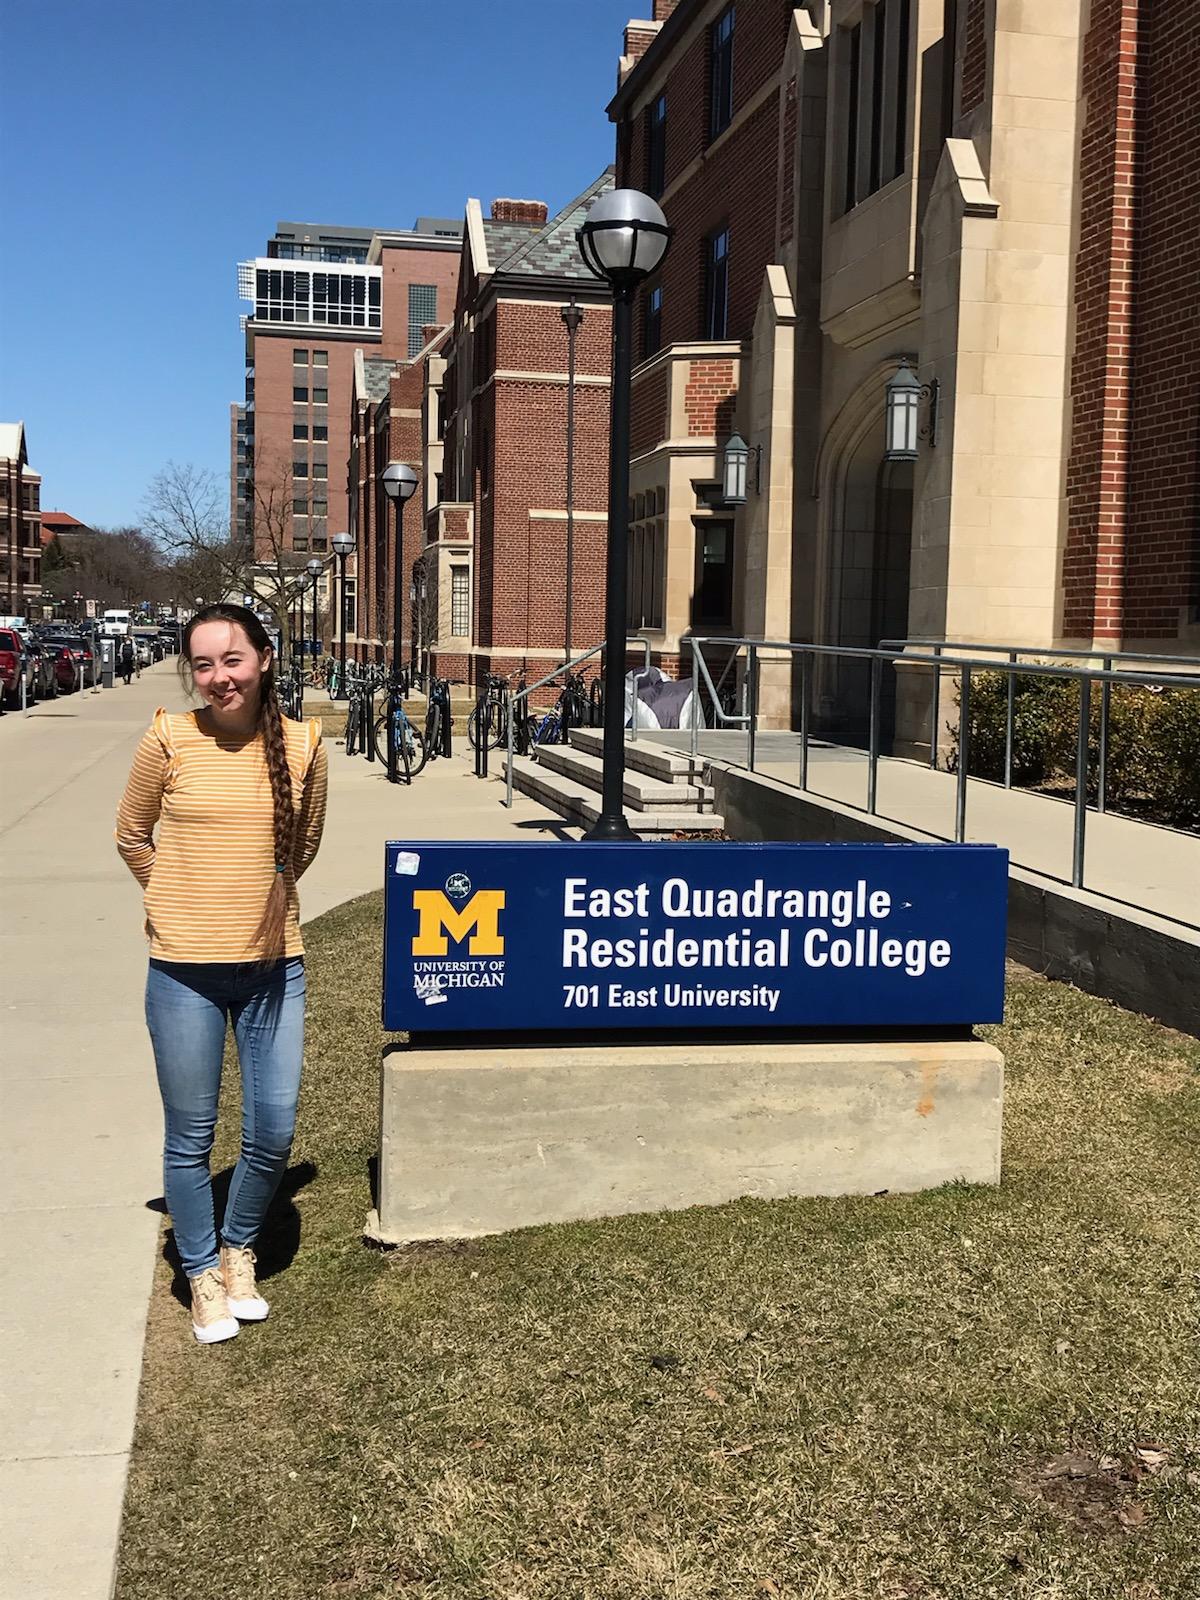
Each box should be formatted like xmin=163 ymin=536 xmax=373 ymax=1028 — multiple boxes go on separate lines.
xmin=0 ymin=664 xmax=563 ymax=1600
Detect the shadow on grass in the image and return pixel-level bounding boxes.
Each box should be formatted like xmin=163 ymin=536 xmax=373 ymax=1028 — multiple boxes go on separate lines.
xmin=146 ymin=1160 xmax=317 ymax=1309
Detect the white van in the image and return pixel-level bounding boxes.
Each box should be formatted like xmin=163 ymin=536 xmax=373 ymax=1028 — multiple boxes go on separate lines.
xmin=100 ymin=609 xmax=131 ymax=637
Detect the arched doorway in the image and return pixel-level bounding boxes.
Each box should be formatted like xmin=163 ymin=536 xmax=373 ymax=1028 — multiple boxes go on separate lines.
xmin=817 ymin=409 xmax=913 ymax=745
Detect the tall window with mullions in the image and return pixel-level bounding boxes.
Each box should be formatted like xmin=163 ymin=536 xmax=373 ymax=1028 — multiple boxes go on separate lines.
xmin=450 ymin=566 xmax=470 ymax=636
xmin=709 ymin=4 xmax=735 ymax=141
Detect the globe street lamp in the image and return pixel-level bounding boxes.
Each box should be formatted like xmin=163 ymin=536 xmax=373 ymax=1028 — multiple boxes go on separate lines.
xmin=381 ymin=461 xmax=419 ymax=783
xmin=331 ymin=532 xmax=355 ymax=699
xmin=577 ymin=188 xmax=671 ymax=840
xmin=560 ymin=298 xmax=584 ymax=665
xmin=305 ymin=558 xmax=323 ymax=687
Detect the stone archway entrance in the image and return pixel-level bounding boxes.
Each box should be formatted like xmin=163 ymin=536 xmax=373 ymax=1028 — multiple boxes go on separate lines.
xmin=817 ymin=414 xmax=913 ymax=746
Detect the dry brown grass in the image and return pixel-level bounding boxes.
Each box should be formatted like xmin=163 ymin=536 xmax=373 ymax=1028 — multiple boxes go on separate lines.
xmin=116 ymin=893 xmax=1200 ymax=1599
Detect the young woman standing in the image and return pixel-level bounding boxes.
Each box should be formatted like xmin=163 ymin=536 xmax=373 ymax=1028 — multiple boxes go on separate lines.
xmin=115 ymin=604 xmax=328 ymax=1344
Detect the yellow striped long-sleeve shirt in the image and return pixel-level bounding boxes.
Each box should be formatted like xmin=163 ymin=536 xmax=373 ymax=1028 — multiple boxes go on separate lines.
xmin=115 ymin=706 xmax=328 ymax=963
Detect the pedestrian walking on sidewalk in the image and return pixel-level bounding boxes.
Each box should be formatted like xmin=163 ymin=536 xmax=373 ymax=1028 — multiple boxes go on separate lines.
xmin=114 ymin=603 xmax=328 ymax=1345
xmin=119 ymin=635 xmax=135 ymax=685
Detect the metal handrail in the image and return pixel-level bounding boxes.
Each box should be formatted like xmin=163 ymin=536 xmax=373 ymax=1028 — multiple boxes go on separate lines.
xmin=686 ymin=634 xmax=1198 ymax=919
xmin=503 ymin=637 xmax=652 ymax=807
xmin=881 ymin=635 xmax=1200 ymax=809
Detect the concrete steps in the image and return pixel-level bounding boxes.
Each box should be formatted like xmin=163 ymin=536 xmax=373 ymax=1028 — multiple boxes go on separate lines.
xmin=567 ymin=725 xmax=706 ymax=784
xmin=533 ymin=742 xmax=715 ymax=812
xmin=505 ymin=726 xmax=724 ymax=835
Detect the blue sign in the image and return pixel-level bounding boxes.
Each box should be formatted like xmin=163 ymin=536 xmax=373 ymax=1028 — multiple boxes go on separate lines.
xmin=382 ymin=841 xmax=1007 ymax=1033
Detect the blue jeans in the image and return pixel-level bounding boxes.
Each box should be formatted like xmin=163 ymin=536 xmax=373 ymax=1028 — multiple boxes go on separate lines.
xmin=145 ymin=958 xmax=306 ymax=1279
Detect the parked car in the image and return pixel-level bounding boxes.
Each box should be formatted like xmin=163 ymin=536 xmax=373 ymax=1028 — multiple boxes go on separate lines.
xmin=49 ymin=646 xmax=79 ymax=694
xmin=45 ymin=636 xmax=100 ymax=686
xmin=24 ymin=641 xmax=59 ymax=700
xmin=0 ymin=626 xmax=26 ymax=706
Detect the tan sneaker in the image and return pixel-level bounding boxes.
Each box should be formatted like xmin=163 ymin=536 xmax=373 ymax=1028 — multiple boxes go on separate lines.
xmin=221 ymin=1244 xmax=269 ymax=1322
xmin=189 ymin=1267 xmax=240 ymax=1344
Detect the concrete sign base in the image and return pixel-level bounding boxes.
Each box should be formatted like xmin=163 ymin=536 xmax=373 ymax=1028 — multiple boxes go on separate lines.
xmin=368 ymin=1037 xmax=1004 ymax=1244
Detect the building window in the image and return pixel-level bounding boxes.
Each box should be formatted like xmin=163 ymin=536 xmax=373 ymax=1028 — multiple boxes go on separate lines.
xmin=313 ymin=387 xmax=328 ymax=405
xmin=627 ymin=516 xmax=665 ymax=631
xmin=840 ymin=0 xmax=912 ymax=213
xmin=644 ymin=283 xmax=663 ymax=357
xmin=344 ymin=577 xmax=357 ymax=634
xmin=312 ymin=535 xmax=328 ymax=553
xmin=645 ymin=93 xmax=667 ymax=198
xmin=451 ymin=565 xmax=470 ymax=636
xmin=293 ymin=532 xmax=309 ymax=552
xmin=705 ymin=228 xmax=730 ymax=339
xmin=293 ymin=459 xmax=309 ymax=478
xmin=709 ymin=4 xmax=735 ymax=141
xmin=312 ymin=425 xmax=328 ymax=441
xmin=293 ymin=497 xmax=308 ymax=513
xmin=693 ymin=518 xmax=734 ymax=627
xmin=312 ymin=498 xmax=328 ymax=516
xmin=293 ymin=423 xmax=308 ymax=440
xmin=293 ymin=386 xmax=308 ymax=402
xmin=312 ymin=461 xmax=328 ymax=479
xmin=293 ymin=348 xmax=308 ymax=364
xmin=408 ymin=283 xmax=438 ymax=358
xmin=313 ymin=350 xmax=328 ymax=366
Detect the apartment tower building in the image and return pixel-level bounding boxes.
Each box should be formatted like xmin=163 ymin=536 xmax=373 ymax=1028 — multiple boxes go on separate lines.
xmin=235 ymin=217 xmax=460 ymax=632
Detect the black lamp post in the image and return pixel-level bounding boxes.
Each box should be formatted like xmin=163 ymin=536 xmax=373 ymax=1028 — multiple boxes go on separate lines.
xmin=577 ymin=187 xmax=671 ymax=841
xmin=381 ymin=460 xmax=419 ymax=782
xmin=560 ymin=298 xmax=584 ymax=665
xmin=332 ymin=531 xmax=355 ymax=698
xmin=305 ymin=558 xmax=323 ymax=682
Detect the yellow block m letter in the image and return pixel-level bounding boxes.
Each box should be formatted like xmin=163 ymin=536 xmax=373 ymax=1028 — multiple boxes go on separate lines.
xmin=411 ymin=890 xmax=506 ymax=956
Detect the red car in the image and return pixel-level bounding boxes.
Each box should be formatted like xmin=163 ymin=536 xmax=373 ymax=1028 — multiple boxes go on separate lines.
xmin=0 ymin=627 xmax=25 ymax=706
xmin=49 ymin=645 xmax=80 ymax=693
xmin=42 ymin=633 xmax=98 ymax=688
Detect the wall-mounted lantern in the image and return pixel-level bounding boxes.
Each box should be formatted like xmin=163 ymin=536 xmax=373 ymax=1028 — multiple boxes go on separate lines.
xmin=885 ymin=358 xmax=939 ymax=460
xmin=722 ymin=433 xmax=751 ymax=505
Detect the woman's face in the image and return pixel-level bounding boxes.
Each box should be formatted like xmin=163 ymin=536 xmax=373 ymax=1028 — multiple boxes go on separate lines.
xmin=188 ymin=620 xmax=271 ymax=720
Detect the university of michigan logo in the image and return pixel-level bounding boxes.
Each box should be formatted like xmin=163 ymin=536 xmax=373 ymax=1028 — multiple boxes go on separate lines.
xmin=411 ymin=889 xmax=506 ymax=956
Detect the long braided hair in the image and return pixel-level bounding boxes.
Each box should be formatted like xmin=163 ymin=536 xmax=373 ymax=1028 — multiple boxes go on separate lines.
xmin=181 ymin=604 xmax=295 ymax=951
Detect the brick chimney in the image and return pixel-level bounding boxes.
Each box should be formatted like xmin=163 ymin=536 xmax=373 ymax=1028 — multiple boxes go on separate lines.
xmin=619 ymin=17 xmax=662 ymax=84
xmin=653 ymin=0 xmax=680 ymax=19
xmin=490 ymin=198 xmax=549 ymax=225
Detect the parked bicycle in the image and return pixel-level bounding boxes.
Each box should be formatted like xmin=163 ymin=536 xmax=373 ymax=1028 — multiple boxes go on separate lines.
xmin=423 ymin=677 xmax=455 ymax=762
xmin=342 ymin=661 xmax=386 ymax=758
xmin=519 ymin=670 xmax=590 ymax=750
xmin=373 ymin=676 xmax=427 ymax=783
xmin=467 ymin=673 xmax=512 ymax=751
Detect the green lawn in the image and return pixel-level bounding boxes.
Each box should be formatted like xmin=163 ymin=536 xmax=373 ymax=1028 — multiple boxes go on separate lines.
xmin=117 ymin=892 xmax=1200 ymax=1599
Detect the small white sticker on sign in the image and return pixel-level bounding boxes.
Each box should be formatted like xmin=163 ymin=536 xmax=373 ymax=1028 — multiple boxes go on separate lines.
xmin=394 ymin=851 xmax=421 ymax=876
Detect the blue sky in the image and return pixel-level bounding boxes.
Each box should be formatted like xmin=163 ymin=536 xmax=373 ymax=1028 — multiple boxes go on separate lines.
xmin=1 ymin=0 xmax=633 ymax=528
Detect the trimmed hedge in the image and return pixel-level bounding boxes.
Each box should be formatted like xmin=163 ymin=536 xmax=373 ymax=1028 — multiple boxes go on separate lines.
xmin=952 ymin=670 xmax=1200 ymax=829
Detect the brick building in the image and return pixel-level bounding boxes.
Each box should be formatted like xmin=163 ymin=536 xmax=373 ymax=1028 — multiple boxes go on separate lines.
xmin=609 ymin=0 xmax=1200 ymax=740
xmin=349 ymin=177 xmax=617 ymax=691
xmin=1 ymin=422 xmax=42 ymax=610
xmin=235 ymin=217 xmax=460 ymax=637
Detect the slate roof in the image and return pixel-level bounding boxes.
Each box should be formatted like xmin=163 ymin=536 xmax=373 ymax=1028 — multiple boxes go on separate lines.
xmin=490 ymin=168 xmax=615 ymax=281
xmin=362 ymin=358 xmax=397 ymax=402
xmin=481 ymin=220 xmax=540 ymax=265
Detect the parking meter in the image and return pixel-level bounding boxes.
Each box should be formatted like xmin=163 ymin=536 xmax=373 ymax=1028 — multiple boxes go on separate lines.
xmin=100 ymin=636 xmax=116 ymax=688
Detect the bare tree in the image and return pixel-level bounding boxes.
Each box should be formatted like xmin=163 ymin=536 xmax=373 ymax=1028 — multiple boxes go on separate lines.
xmin=240 ymin=454 xmax=320 ymax=663
xmin=43 ymin=525 xmax=169 ymax=611
xmin=143 ymin=462 xmax=253 ymax=602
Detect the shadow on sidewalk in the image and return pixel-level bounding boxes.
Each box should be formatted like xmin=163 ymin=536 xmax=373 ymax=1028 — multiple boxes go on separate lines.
xmin=146 ymin=1159 xmax=317 ymax=1309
